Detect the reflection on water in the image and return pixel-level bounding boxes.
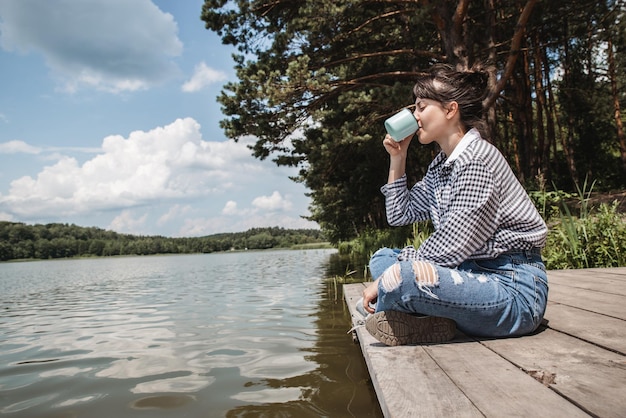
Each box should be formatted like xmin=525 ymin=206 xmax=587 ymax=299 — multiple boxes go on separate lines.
xmin=0 ymin=250 xmax=382 ymax=417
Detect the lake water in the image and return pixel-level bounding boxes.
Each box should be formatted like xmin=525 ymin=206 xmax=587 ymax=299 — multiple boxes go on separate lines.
xmin=0 ymin=249 xmax=382 ymax=417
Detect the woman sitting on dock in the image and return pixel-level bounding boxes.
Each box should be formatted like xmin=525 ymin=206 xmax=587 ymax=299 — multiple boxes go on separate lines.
xmin=360 ymin=63 xmax=548 ymax=346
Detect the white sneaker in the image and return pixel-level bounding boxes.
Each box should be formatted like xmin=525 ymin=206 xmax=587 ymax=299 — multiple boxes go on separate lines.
xmin=355 ymin=297 xmax=373 ymax=318
xmin=347 ymin=297 xmax=374 ymax=334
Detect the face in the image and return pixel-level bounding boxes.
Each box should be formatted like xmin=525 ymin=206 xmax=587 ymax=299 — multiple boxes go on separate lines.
xmin=413 ymin=98 xmax=450 ymax=145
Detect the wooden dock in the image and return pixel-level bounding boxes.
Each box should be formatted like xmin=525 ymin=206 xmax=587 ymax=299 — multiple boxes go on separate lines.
xmin=344 ymin=267 xmax=626 ymax=417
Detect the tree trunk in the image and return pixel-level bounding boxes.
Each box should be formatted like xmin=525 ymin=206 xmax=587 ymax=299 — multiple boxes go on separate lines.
xmin=521 ymin=48 xmax=534 ymax=181
xmin=542 ymin=46 xmax=557 ymax=184
xmin=560 ymin=19 xmax=579 ymax=187
xmin=429 ymin=0 xmax=470 ymax=68
xmin=532 ymin=30 xmax=547 ymax=176
xmin=484 ymin=0 xmax=539 ymax=109
xmin=484 ymin=0 xmax=498 ymax=141
xmin=607 ymin=34 xmax=626 ymax=171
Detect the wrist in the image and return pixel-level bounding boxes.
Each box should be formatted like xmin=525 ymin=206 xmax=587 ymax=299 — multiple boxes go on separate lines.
xmin=388 ymin=159 xmax=406 ymax=183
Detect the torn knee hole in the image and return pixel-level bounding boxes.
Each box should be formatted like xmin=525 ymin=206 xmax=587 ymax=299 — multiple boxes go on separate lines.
xmin=412 ymin=261 xmax=438 ymax=285
xmin=380 ymin=263 xmax=401 ymax=291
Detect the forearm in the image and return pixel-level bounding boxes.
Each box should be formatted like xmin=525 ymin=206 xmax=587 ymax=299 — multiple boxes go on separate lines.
xmin=382 ymin=134 xmax=410 ymax=184
xmin=388 ymin=155 xmax=406 ymax=184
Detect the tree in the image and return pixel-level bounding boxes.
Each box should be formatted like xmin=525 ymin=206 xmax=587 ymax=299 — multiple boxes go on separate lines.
xmin=604 ymin=3 xmax=626 ymax=171
xmin=201 ymin=0 xmax=626 ymax=243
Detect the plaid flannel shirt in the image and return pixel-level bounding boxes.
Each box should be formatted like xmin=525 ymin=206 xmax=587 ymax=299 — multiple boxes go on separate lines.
xmin=382 ymin=128 xmax=547 ymax=268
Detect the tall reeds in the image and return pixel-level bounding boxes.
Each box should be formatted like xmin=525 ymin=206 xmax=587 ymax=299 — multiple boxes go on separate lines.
xmin=544 ymin=178 xmax=626 ymax=269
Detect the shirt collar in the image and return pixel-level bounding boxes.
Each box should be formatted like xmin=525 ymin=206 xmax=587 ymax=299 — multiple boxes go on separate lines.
xmin=444 ymin=128 xmax=481 ymax=166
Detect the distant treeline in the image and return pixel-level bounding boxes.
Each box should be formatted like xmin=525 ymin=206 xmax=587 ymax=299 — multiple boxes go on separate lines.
xmin=0 ymin=221 xmax=328 ymax=261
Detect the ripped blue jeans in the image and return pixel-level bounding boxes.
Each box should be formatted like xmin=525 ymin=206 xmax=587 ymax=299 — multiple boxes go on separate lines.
xmin=369 ymin=248 xmax=549 ymax=338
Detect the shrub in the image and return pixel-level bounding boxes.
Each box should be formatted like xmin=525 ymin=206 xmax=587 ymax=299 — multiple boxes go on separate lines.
xmin=544 ymin=201 xmax=626 ymax=269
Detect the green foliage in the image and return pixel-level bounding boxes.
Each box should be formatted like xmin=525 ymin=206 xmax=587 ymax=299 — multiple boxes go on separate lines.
xmin=527 ymin=173 xmax=575 ymax=220
xmin=0 ymin=223 xmax=327 ymax=262
xmin=515 ymin=177 xmax=626 ymax=270
xmin=544 ymin=202 xmax=626 ymax=269
xmin=404 ymin=222 xmax=435 ymax=249
xmin=201 ymin=0 xmax=626 ymax=244
xmin=336 ymin=225 xmax=412 ymax=274
xmin=543 ymin=187 xmax=626 ymax=269
xmin=337 ymin=225 xmax=412 ymax=257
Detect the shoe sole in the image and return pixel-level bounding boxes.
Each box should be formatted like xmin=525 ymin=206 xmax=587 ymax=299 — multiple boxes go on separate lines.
xmin=365 ymin=310 xmax=456 ymax=346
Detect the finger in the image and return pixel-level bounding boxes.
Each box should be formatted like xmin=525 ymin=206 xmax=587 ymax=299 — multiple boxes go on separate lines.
xmin=383 ymin=136 xmax=400 ymax=149
xmin=400 ymin=133 xmax=414 ymax=144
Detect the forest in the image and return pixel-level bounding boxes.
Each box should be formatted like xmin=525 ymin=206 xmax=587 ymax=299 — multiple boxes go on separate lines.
xmin=201 ymin=0 xmax=626 ymax=244
xmin=0 ymin=222 xmax=327 ymax=262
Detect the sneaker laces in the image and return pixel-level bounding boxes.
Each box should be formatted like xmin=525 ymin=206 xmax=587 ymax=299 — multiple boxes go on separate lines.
xmin=347 ymin=314 xmax=367 ymax=334
xmin=347 ymin=297 xmax=371 ymax=334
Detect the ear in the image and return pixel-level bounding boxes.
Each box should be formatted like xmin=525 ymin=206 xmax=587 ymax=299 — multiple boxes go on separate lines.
xmin=445 ymin=101 xmax=459 ymax=120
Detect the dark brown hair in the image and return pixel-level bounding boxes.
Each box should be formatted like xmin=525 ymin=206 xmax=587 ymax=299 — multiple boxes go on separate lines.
xmin=413 ymin=64 xmax=489 ymax=130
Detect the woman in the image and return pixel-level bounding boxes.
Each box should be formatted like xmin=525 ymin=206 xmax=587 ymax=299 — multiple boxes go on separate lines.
xmin=360 ymin=64 xmax=548 ymax=346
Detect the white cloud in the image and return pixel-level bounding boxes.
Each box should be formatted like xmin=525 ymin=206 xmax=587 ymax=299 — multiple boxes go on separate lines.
xmin=0 ymin=0 xmax=183 ymax=93
xmin=222 ymin=200 xmax=239 ymax=215
xmin=0 ymin=118 xmax=296 ymax=224
xmin=0 ymin=211 xmax=14 ymax=221
xmin=157 ymin=204 xmax=192 ymax=227
xmin=182 ymin=62 xmax=228 ymax=93
xmin=0 ymin=140 xmax=41 ymax=154
xmin=252 ymin=191 xmax=293 ymax=211
xmin=108 ymin=210 xmax=148 ymax=235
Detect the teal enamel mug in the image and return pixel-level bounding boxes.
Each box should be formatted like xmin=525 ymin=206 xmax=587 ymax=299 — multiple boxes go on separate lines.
xmin=384 ymin=108 xmax=419 ymax=142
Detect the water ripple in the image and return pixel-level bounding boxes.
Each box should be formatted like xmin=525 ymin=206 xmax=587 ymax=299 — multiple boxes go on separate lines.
xmin=0 ymin=250 xmax=350 ymax=417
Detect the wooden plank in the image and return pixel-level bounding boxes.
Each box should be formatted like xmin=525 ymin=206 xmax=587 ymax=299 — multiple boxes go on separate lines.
xmin=423 ymin=341 xmax=590 ymax=418
xmin=345 ymin=269 xmax=626 ymax=417
xmin=345 ymin=283 xmax=483 ymax=417
xmin=550 ymin=269 xmax=626 ymax=281
xmin=548 ymin=271 xmax=626 ymax=296
xmin=344 ymin=283 xmax=591 ymax=417
xmin=547 ymin=283 xmax=626 ymax=320
xmin=544 ymin=301 xmax=626 ymax=355
xmin=359 ymin=343 xmax=486 ymax=417
xmin=481 ymin=328 xmax=626 ymax=418
xmin=548 ymin=267 xmax=626 ymax=280
xmin=586 ymin=267 xmax=626 ymax=277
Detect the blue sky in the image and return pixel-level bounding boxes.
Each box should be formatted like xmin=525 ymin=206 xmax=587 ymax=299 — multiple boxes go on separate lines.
xmin=0 ymin=0 xmax=318 ymax=237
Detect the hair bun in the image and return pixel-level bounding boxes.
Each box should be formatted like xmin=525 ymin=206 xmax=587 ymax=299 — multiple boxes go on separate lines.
xmin=462 ymin=69 xmax=489 ymax=99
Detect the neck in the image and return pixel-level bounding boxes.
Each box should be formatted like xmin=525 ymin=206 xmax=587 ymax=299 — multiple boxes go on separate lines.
xmin=439 ymin=127 xmax=467 ymax=156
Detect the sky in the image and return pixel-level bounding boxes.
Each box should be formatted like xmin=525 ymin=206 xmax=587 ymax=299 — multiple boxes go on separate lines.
xmin=0 ymin=0 xmax=319 ymax=237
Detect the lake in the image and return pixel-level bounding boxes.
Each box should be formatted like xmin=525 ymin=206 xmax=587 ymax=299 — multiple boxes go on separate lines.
xmin=0 ymin=249 xmax=382 ymax=417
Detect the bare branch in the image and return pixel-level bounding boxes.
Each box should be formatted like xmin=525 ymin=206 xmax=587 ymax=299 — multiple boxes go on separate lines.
xmin=323 ymin=49 xmax=444 ymax=69
xmin=453 ymin=0 xmax=470 ymax=37
xmin=484 ymin=0 xmax=539 ymax=109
